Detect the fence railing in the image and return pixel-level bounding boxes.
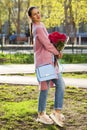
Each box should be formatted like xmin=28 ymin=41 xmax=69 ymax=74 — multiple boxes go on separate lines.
xmin=0 ymin=44 xmax=87 ymax=54
xmin=64 ymin=45 xmax=87 ymax=54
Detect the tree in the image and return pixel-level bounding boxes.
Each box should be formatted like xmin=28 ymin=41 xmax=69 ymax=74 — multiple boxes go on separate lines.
xmin=0 ymin=1 xmax=2 ymax=33
xmin=30 ymin=0 xmax=87 ymax=30
xmin=0 ymin=0 xmax=87 ymax=44
xmin=63 ymin=0 xmax=76 ymax=44
xmin=1 ymin=0 xmax=14 ymax=35
xmin=63 ymin=0 xmax=87 ymax=44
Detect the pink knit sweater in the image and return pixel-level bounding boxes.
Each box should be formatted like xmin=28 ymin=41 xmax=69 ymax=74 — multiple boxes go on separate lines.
xmin=32 ymin=22 xmax=59 ymax=90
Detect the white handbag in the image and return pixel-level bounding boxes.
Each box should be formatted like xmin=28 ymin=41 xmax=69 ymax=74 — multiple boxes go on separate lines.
xmin=36 ymin=64 xmax=57 ymax=82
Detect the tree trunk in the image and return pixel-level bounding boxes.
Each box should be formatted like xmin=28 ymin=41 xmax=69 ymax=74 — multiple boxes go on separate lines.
xmin=64 ymin=0 xmax=77 ymax=44
xmin=0 ymin=12 xmax=2 ymax=33
xmin=17 ymin=0 xmax=20 ymax=35
xmin=8 ymin=7 xmax=11 ymax=36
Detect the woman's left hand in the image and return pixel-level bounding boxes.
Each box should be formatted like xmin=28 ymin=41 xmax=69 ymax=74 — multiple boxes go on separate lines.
xmin=58 ymin=51 xmax=63 ymax=59
xmin=55 ymin=51 xmax=63 ymax=60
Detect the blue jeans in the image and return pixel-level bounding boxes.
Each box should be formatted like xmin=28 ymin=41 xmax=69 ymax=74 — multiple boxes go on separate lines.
xmin=38 ymin=73 xmax=65 ymax=112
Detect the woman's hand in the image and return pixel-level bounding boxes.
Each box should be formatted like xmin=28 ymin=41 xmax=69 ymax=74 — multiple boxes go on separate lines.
xmin=56 ymin=51 xmax=63 ymax=59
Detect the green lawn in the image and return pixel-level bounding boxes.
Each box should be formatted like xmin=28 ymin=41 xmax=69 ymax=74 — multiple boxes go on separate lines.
xmin=0 ymin=85 xmax=87 ymax=130
xmin=6 ymin=73 xmax=87 ymax=79
xmin=63 ymin=73 xmax=87 ymax=79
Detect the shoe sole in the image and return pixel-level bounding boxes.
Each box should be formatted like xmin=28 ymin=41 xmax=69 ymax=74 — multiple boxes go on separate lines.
xmin=50 ymin=114 xmax=64 ymax=127
xmin=36 ymin=118 xmax=53 ymax=125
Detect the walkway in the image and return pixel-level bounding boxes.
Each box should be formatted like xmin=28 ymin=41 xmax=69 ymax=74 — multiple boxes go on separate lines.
xmin=0 ymin=64 xmax=87 ymax=88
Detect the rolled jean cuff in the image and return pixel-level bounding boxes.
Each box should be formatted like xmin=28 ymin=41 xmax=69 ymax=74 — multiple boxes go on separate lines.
xmin=54 ymin=107 xmax=62 ymax=110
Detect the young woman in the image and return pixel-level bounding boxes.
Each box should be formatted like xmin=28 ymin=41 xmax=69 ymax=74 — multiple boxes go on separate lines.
xmin=28 ymin=6 xmax=65 ymax=127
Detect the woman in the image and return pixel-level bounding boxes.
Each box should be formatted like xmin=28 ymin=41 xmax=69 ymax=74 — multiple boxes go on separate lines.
xmin=28 ymin=6 xmax=65 ymax=127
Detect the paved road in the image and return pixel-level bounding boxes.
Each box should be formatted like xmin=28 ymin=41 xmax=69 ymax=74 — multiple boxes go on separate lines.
xmin=0 ymin=64 xmax=87 ymax=74
xmin=0 ymin=64 xmax=87 ymax=88
xmin=0 ymin=75 xmax=87 ymax=89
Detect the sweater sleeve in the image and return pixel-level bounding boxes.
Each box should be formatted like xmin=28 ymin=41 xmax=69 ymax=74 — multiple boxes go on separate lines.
xmin=36 ymin=26 xmax=59 ymax=55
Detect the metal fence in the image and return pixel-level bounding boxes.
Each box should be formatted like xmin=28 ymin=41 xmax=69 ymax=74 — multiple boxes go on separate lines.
xmin=0 ymin=44 xmax=87 ymax=54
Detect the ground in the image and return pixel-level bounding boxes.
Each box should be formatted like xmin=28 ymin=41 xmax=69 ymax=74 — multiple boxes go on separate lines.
xmin=0 ymin=84 xmax=87 ymax=130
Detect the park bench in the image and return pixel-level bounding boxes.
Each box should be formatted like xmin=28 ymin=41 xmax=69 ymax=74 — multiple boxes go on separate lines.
xmin=16 ymin=36 xmax=28 ymax=44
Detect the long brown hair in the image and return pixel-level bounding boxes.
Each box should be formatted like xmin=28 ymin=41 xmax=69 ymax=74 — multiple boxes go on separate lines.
xmin=27 ymin=6 xmax=37 ymax=45
xmin=30 ymin=22 xmax=33 ymax=45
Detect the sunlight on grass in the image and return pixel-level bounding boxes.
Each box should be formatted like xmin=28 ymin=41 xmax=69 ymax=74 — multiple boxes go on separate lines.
xmin=1 ymin=100 xmax=37 ymax=119
xmin=63 ymin=73 xmax=87 ymax=79
xmin=5 ymin=73 xmax=87 ymax=79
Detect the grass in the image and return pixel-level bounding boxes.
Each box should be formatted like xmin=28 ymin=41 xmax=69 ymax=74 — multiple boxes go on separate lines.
xmin=3 ymin=73 xmax=87 ymax=79
xmin=0 ymin=85 xmax=87 ymax=130
xmin=63 ymin=72 xmax=87 ymax=79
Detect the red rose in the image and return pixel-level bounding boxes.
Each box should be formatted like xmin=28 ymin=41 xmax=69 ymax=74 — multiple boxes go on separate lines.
xmin=48 ymin=31 xmax=67 ymax=44
xmin=48 ymin=31 xmax=67 ymax=51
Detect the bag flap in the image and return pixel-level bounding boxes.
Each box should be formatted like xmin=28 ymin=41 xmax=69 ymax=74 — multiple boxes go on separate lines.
xmin=38 ymin=64 xmax=55 ymax=78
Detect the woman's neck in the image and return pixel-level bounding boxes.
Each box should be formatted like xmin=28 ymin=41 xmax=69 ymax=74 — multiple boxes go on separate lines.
xmin=33 ymin=21 xmax=40 ymax=25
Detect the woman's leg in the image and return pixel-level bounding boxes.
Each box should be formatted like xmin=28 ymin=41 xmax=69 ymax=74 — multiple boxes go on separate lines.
xmin=37 ymin=81 xmax=53 ymax=124
xmin=38 ymin=89 xmax=48 ymax=112
xmin=50 ymin=73 xmax=65 ymax=127
xmin=38 ymin=81 xmax=49 ymax=113
xmin=52 ymin=73 xmax=65 ymax=110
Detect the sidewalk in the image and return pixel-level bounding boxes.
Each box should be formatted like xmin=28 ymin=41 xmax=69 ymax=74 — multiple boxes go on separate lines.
xmin=0 ymin=64 xmax=87 ymax=88
xmin=0 ymin=64 xmax=87 ymax=74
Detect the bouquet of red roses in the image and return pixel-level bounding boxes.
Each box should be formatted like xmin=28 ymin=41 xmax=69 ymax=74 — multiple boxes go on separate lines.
xmin=48 ymin=31 xmax=68 ymax=51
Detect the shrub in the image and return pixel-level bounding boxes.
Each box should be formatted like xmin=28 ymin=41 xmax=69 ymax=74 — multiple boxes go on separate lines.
xmin=0 ymin=53 xmax=87 ymax=64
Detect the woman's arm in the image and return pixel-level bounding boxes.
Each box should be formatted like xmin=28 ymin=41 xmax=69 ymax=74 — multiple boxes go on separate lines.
xmin=36 ymin=26 xmax=59 ymax=56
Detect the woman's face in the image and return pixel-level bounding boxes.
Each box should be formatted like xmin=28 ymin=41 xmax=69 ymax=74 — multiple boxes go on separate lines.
xmin=30 ymin=8 xmax=41 ymax=23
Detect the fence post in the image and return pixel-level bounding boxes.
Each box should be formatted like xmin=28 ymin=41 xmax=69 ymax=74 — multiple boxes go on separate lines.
xmin=79 ymin=36 xmax=81 ymax=45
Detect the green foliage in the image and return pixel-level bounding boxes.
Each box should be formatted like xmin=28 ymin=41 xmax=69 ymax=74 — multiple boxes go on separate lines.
xmin=0 ymin=53 xmax=34 ymax=64
xmin=0 ymin=0 xmax=87 ymax=33
xmin=30 ymin=0 xmax=87 ymax=28
xmin=0 ymin=53 xmax=87 ymax=64
xmin=72 ymin=0 xmax=87 ymax=27
xmin=61 ymin=54 xmax=87 ymax=63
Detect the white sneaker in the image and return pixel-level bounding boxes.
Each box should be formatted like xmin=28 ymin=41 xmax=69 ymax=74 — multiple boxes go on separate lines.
xmin=36 ymin=113 xmax=54 ymax=125
xmin=50 ymin=112 xmax=65 ymax=127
